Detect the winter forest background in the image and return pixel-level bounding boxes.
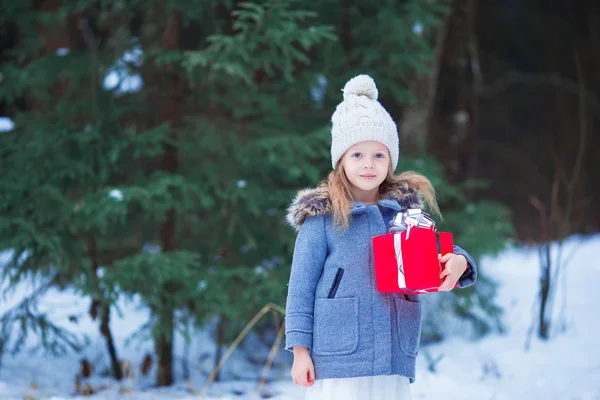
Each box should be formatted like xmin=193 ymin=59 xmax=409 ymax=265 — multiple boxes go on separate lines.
xmin=0 ymin=0 xmax=599 ymax=399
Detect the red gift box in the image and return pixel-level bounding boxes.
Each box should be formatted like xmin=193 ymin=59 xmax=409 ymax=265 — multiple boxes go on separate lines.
xmin=372 ymin=228 xmax=455 ymax=294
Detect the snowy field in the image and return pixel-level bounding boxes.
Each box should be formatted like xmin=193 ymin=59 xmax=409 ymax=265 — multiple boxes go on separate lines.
xmin=0 ymin=235 xmax=599 ymax=399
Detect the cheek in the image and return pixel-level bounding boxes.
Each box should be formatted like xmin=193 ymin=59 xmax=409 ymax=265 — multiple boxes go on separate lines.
xmin=342 ymin=166 xmax=355 ymax=182
xmin=341 ymin=157 xmax=354 ymax=170
xmin=376 ymin=159 xmax=389 ymax=171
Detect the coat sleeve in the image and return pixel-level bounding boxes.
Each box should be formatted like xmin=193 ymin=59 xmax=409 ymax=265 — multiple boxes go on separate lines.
xmin=453 ymin=245 xmax=478 ymax=288
xmin=284 ymin=215 xmax=327 ymax=353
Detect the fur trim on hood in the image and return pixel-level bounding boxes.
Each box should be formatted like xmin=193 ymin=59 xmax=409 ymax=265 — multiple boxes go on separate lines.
xmin=286 ymin=181 xmax=423 ymax=230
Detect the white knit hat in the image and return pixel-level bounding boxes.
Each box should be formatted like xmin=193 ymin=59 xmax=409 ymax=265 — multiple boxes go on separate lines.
xmin=330 ymin=74 xmax=399 ymax=170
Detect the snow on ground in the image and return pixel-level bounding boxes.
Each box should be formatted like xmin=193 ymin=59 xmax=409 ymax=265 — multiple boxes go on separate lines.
xmin=0 ymin=235 xmax=599 ymax=399
xmin=411 ymin=235 xmax=600 ymax=399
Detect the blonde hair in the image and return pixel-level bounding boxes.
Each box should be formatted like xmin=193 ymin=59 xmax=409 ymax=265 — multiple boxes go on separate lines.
xmin=321 ymin=163 xmax=441 ymax=230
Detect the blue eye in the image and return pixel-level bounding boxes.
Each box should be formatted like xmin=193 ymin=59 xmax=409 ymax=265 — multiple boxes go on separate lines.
xmin=376 ymin=153 xmax=385 ymax=159
xmin=352 ymin=153 xmax=361 ymax=158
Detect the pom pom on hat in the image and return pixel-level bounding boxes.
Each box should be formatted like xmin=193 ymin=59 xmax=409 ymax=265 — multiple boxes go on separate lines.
xmin=342 ymin=74 xmax=378 ymax=101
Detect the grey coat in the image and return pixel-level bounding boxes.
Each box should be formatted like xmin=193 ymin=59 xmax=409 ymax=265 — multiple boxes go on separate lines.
xmin=284 ymin=182 xmax=477 ymax=382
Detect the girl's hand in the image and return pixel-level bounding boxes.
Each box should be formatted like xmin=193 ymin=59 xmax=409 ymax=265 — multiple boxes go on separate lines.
xmin=291 ymin=346 xmax=315 ymax=387
xmin=438 ymin=254 xmax=468 ymax=291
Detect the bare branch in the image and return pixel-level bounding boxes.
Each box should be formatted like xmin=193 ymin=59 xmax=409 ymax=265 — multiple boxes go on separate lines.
xmin=478 ymin=71 xmax=600 ymax=119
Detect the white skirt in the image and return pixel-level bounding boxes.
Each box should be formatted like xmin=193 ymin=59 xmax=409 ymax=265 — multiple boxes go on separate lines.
xmin=304 ymin=375 xmax=412 ymax=400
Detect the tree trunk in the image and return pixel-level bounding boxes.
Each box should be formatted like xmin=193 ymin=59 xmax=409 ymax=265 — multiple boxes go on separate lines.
xmin=429 ymin=0 xmax=479 ymax=185
xmin=341 ymin=0 xmax=352 ymax=64
xmin=89 ymin=235 xmax=123 ymax=380
xmin=213 ymin=317 xmax=227 ymax=382
xmin=100 ymin=304 xmax=123 ymax=380
xmin=155 ymin=305 xmax=175 ymax=386
xmin=458 ymin=0 xmax=480 ymax=196
xmin=538 ymin=243 xmax=551 ymax=340
xmin=399 ymin=11 xmax=451 ymax=156
xmin=155 ymin=12 xmax=181 ymax=387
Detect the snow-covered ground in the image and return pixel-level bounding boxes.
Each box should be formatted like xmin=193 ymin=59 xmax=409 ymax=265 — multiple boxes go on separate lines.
xmin=0 ymin=235 xmax=599 ymax=399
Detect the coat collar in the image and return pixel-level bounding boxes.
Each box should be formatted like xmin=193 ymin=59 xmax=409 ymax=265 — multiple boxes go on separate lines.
xmin=353 ymin=198 xmax=403 ymax=212
xmin=286 ymin=181 xmax=423 ymax=231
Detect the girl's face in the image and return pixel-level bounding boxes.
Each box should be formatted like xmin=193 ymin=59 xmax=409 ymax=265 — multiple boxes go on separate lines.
xmin=340 ymin=140 xmax=390 ymax=200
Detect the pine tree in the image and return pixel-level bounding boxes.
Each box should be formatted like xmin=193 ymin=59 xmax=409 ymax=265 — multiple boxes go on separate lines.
xmin=1 ymin=0 xmax=335 ymax=386
xmin=0 ymin=0 xmax=202 ymax=383
xmin=0 ymin=0 xmax=130 ymax=378
xmin=165 ymin=0 xmax=336 ymax=380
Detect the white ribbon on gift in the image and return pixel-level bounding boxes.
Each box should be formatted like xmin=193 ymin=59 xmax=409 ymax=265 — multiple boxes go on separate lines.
xmin=394 ymin=233 xmax=407 ymax=289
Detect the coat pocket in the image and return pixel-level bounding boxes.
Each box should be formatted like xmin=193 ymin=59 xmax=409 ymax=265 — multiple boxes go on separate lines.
xmin=394 ymin=298 xmax=422 ymax=358
xmin=327 ymin=268 xmax=345 ymax=298
xmin=313 ymin=297 xmax=359 ymax=356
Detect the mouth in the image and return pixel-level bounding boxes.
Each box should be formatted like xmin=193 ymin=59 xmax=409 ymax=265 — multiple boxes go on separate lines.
xmin=360 ymin=174 xmax=377 ymax=180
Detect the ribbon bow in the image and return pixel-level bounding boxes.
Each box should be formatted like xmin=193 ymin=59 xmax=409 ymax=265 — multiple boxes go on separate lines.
xmin=388 ymin=208 xmax=436 ymax=239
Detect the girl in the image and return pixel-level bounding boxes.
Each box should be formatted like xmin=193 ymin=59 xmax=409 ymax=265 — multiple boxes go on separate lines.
xmin=284 ymin=75 xmax=477 ymax=400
